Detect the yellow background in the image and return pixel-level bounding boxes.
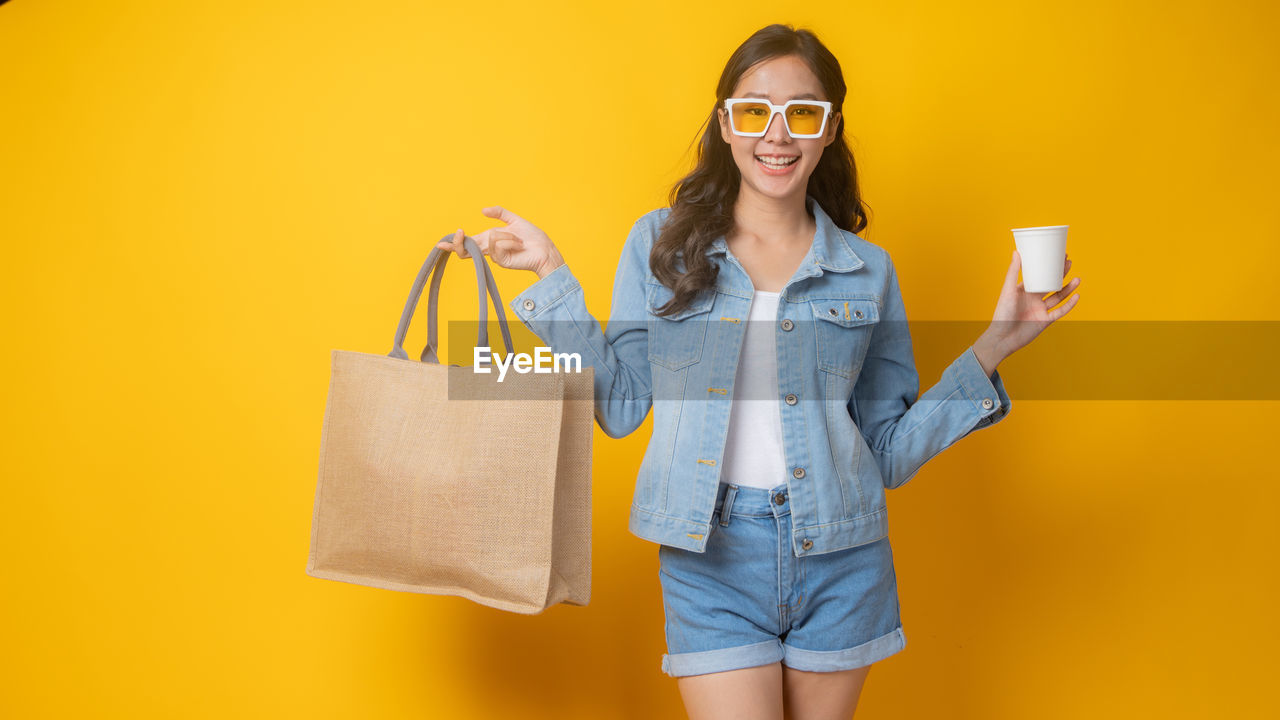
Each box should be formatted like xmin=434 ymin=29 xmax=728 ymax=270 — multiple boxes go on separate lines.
xmin=3 ymin=0 xmax=1278 ymax=717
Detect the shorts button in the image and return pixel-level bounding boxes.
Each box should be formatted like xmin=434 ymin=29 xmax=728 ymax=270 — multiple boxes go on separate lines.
xmin=982 ymin=398 xmax=994 ymax=410
xmin=781 ymin=318 xmax=794 ymax=331
xmin=784 ymin=393 xmax=797 ymax=405
xmin=801 ymin=539 xmax=814 ymax=550
xmin=792 ymin=467 xmax=805 ymax=479
xmin=522 ymin=299 xmax=535 ymax=311
xmin=773 ymin=492 xmax=787 ymax=505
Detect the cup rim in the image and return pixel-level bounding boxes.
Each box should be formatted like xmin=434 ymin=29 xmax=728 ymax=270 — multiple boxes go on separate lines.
xmin=1010 ymin=225 xmax=1069 ymax=232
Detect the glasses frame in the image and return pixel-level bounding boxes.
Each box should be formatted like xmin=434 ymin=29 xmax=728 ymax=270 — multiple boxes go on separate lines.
xmin=723 ymin=98 xmax=835 ymax=139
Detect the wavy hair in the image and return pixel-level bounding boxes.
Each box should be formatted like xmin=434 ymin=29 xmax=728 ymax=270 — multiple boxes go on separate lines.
xmin=650 ymin=23 xmax=871 ymax=316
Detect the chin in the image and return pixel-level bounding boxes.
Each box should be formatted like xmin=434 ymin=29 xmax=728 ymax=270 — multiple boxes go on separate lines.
xmin=746 ymin=178 xmax=808 ymax=201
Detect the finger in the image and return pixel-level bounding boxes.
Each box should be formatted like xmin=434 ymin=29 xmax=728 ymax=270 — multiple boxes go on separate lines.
xmin=457 ymin=228 xmax=474 ymax=257
xmin=1052 ymin=280 xmax=1081 ymax=305
xmin=1043 ymin=276 xmax=1082 ymax=306
xmin=489 ymin=229 xmax=523 ymax=249
xmin=489 ymin=237 xmax=521 ymax=264
xmin=453 ymin=228 xmax=471 ymax=258
xmin=481 ymin=205 xmax=524 ymax=225
xmin=1046 ymin=292 xmax=1080 ymax=322
xmin=468 ymin=231 xmax=490 ymax=254
xmin=437 ymin=229 xmax=461 ymax=252
xmin=1064 ymin=256 xmax=1072 ymax=273
xmin=492 ymin=237 xmax=522 ymax=260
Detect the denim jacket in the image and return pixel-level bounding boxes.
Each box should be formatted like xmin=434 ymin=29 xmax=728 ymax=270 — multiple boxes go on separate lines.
xmin=508 ymin=194 xmax=1012 ymax=557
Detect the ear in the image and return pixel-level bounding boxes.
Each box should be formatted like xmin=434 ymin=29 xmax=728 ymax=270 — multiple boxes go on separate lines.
xmin=825 ymin=111 xmax=841 ymax=147
xmin=717 ymin=107 xmax=732 ymax=144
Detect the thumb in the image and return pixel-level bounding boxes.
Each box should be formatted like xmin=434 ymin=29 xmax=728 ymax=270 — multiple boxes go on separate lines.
xmin=1004 ymin=248 xmax=1022 ymax=290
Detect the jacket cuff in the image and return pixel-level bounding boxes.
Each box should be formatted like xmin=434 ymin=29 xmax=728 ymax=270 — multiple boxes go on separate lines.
xmin=953 ymin=345 xmax=1012 ymax=429
xmin=508 ymin=263 xmax=580 ymax=321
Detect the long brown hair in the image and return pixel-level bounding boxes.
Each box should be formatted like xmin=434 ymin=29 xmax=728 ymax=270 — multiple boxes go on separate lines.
xmin=650 ymin=23 xmax=872 ymax=317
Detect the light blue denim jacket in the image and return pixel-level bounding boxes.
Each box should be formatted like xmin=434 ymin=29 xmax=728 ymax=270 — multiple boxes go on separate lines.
xmin=509 ymin=194 xmax=1012 ymax=557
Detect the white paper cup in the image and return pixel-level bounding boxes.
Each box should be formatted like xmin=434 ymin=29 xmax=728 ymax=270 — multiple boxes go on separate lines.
xmin=1011 ymin=225 xmax=1069 ymax=293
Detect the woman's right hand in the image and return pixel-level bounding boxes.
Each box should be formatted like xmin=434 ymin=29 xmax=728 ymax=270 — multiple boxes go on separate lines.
xmin=435 ymin=206 xmax=566 ymax=279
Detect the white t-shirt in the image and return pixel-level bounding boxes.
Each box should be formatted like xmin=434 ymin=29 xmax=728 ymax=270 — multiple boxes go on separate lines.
xmin=719 ymin=290 xmax=788 ymax=491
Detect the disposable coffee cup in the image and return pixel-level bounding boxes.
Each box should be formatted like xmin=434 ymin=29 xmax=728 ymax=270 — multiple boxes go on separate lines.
xmin=1011 ymin=225 xmax=1069 ymax=293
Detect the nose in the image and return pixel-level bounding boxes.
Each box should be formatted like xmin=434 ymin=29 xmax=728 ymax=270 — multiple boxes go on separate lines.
xmin=764 ymin=109 xmax=792 ymax=143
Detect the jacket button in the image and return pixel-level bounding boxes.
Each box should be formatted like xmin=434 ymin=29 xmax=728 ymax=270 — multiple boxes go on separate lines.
xmin=982 ymin=398 xmax=994 ymax=410
xmin=792 ymin=467 xmax=805 ymax=479
xmin=785 ymin=393 xmax=797 ymax=405
xmin=774 ymin=493 xmax=787 ymax=505
xmin=781 ymin=318 xmax=794 ymax=331
xmin=854 ymin=309 xmax=864 ymax=319
xmin=828 ymin=308 xmax=837 ymax=316
xmin=522 ymin=299 xmax=535 ymax=311
xmin=801 ymin=539 xmax=814 ymax=550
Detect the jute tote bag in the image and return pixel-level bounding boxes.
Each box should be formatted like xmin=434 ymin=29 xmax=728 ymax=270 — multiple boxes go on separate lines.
xmin=307 ymin=236 xmax=594 ymax=614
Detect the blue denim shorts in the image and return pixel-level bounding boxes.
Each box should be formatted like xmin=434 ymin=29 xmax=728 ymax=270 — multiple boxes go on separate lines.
xmin=658 ymin=482 xmax=907 ymax=677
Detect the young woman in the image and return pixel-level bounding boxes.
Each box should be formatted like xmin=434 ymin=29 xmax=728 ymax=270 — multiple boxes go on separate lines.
xmin=437 ymin=23 xmax=1080 ymax=720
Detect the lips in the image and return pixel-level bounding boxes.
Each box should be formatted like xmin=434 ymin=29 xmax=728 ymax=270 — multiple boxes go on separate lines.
xmin=755 ymin=154 xmax=799 ymax=174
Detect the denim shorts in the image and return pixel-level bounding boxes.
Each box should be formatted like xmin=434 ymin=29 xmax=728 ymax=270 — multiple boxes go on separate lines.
xmin=658 ymin=482 xmax=907 ymax=677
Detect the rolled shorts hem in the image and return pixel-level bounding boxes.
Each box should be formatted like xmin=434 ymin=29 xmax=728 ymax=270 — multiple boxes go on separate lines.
xmin=660 ymin=627 xmax=906 ymax=678
xmin=782 ymin=626 xmax=907 ymax=672
xmin=661 ymin=639 xmax=783 ymax=678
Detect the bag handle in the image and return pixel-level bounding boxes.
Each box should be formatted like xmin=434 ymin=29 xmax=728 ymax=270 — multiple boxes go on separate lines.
xmin=421 ymin=236 xmax=516 ymax=363
xmin=388 ymin=234 xmax=515 ymax=363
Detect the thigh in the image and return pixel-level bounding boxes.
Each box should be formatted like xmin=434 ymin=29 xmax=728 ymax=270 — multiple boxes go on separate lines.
xmin=677 ymin=661 xmax=784 ymax=720
xmin=782 ymin=664 xmax=871 ymax=720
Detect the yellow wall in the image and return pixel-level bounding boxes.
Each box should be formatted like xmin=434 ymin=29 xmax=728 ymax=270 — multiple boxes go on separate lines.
xmin=3 ymin=0 xmax=1277 ymax=717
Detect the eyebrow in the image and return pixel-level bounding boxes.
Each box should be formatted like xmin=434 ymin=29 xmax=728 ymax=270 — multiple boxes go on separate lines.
xmin=740 ymin=92 xmax=822 ymax=101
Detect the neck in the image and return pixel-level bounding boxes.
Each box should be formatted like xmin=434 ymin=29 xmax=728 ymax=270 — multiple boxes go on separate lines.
xmin=730 ymin=189 xmax=814 ymax=246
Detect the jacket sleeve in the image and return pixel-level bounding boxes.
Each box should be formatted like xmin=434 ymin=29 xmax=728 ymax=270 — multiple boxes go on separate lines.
xmin=508 ymin=217 xmax=654 ymax=439
xmin=848 ymin=255 xmax=1012 ymax=490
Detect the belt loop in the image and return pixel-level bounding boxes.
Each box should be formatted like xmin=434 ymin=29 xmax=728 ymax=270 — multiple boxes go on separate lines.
xmin=718 ymin=484 xmax=739 ymax=527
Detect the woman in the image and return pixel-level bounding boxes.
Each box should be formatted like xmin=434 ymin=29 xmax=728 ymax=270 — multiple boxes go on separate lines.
xmin=437 ymin=23 xmax=1080 ymax=720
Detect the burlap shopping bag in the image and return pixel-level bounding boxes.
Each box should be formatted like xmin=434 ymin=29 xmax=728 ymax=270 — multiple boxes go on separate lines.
xmin=307 ymin=236 xmax=594 ymax=614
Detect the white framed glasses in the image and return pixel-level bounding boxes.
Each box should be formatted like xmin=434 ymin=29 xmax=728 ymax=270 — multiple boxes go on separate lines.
xmin=723 ymin=98 xmax=834 ymax=138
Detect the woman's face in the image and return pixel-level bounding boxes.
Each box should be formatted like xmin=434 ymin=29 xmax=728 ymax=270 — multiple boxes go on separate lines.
xmin=717 ymin=54 xmax=841 ymax=205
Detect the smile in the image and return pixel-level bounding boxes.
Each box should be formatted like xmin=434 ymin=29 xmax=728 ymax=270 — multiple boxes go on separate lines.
xmin=755 ymin=155 xmax=798 ymax=168
xmin=755 ymin=155 xmax=799 ymax=174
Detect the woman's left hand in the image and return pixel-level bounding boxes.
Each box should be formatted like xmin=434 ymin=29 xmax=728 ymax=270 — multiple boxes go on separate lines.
xmin=980 ymin=250 xmax=1082 ymax=363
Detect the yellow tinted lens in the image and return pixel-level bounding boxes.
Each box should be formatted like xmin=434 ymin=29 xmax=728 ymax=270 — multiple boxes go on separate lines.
xmin=732 ymin=102 xmax=772 ymax=133
xmin=785 ymin=103 xmax=825 ymax=135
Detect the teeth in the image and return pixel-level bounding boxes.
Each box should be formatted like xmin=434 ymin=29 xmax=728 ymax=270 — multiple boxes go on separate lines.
xmin=757 ymin=156 xmax=798 ymax=168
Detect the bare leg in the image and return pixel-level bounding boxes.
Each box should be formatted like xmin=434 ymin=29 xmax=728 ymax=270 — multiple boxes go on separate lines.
xmin=781 ymin=664 xmax=872 ymax=720
xmin=675 ymin=662 xmax=785 ymax=720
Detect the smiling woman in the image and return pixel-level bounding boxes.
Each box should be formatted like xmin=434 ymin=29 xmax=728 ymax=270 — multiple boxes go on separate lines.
xmin=436 ymin=20 xmax=1079 ymax=720
xmin=649 ymin=42 xmax=856 ymax=311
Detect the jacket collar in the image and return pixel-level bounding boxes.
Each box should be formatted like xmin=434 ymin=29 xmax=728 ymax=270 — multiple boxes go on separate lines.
xmin=704 ymin=194 xmax=865 ymax=276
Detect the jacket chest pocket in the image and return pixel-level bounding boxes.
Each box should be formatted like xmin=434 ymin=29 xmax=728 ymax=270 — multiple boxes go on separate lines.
xmin=810 ymin=299 xmax=880 ymax=378
xmin=646 ymin=282 xmax=714 ymax=371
